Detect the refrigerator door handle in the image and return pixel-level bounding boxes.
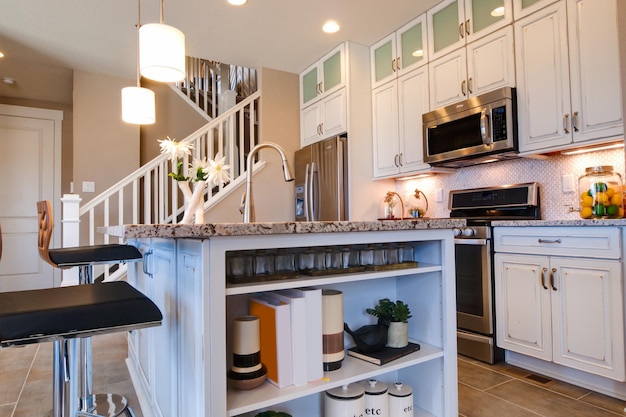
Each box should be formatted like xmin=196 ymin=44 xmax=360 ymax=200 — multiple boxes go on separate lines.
xmin=309 ymin=162 xmax=316 ymax=221
xmin=304 ymin=163 xmax=310 ymax=221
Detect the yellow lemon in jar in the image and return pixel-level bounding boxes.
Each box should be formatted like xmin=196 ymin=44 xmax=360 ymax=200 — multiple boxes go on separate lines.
xmin=580 ymin=206 xmax=593 ymax=219
xmin=580 ymin=194 xmax=594 ymax=207
xmin=610 ymin=193 xmax=622 ymax=206
xmin=606 ymin=187 xmax=616 ymax=198
xmin=619 ymin=208 xmax=624 ymax=218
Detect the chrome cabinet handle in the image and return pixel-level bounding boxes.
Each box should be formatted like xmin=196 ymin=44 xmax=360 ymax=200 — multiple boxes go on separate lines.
xmin=573 ymin=111 xmax=579 ymax=132
xmin=466 ymin=19 xmax=471 ymax=36
xmin=399 ymin=153 xmax=404 ymax=166
xmin=540 ymin=267 xmax=548 ymax=290
xmin=319 ymin=122 xmax=324 ymax=134
xmin=142 ymin=249 xmax=153 ymax=278
xmin=461 ymin=80 xmax=466 ymax=96
xmin=459 ymin=22 xmax=464 ymax=39
xmin=304 ymin=163 xmax=310 ymax=221
xmin=392 ymin=58 xmax=397 ymax=72
xmin=549 ymin=267 xmax=558 ymax=291
xmin=396 ymin=56 xmax=401 ymax=71
xmin=468 ymin=77 xmax=473 ymax=94
xmin=538 ymin=239 xmax=562 ymax=244
xmin=563 ymin=113 xmax=570 ymax=134
xmin=394 ymin=154 xmax=399 ymax=167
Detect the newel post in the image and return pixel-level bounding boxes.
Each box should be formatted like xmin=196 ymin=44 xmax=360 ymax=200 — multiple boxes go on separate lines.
xmin=61 ymin=194 xmax=82 ymax=286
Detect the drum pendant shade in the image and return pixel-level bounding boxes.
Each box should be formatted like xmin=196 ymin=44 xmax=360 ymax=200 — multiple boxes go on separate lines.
xmin=139 ymin=23 xmax=186 ymax=82
xmin=122 ymin=86 xmax=156 ymax=124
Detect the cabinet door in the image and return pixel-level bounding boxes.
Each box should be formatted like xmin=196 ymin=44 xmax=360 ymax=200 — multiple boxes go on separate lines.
xmin=372 ymin=81 xmax=400 ymax=178
xmin=300 ymin=64 xmax=319 ymax=109
xmin=301 ymin=103 xmax=322 ymax=147
xmin=398 ymin=67 xmax=430 ymax=174
xmin=515 ymin=2 xmax=571 ymax=153
xmin=550 ymin=257 xmax=625 ymax=381
xmin=465 ymin=0 xmax=512 ymax=43
xmin=371 ymin=33 xmax=397 ymax=89
xmin=428 ymin=0 xmax=465 ymax=60
xmin=150 ymin=242 xmax=178 ymax=417
xmin=397 ymin=14 xmax=428 ymax=77
xmin=429 ymin=48 xmax=467 ymax=109
xmin=568 ymin=0 xmax=623 ymax=144
xmin=495 ymin=253 xmax=552 ymax=361
xmin=320 ymin=44 xmax=345 ymax=99
xmin=467 ymin=26 xmax=515 ymax=97
xmin=320 ymin=89 xmax=347 ymax=139
xmin=513 ymin=0 xmax=559 ymax=20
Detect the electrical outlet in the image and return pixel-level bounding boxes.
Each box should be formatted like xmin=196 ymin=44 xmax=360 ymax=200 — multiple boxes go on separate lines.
xmin=436 ymin=189 xmax=444 ymax=203
xmin=82 ymin=181 xmax=95 ymax=193
xmin=561 ymin=175 xmax=575 ymax=193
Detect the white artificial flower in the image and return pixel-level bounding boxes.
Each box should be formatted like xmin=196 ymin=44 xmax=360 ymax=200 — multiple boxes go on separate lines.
xmin=158 ymin=137 xmax=193 ymax=160
xmin=205 ymin=152 xmax=231 ymax=186
xmin=189 ymin=157 xmax=210 ymax=182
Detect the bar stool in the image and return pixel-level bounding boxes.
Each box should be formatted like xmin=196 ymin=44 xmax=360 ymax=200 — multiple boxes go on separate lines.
xmin=36 ymin=200 xmax=151 ymax=417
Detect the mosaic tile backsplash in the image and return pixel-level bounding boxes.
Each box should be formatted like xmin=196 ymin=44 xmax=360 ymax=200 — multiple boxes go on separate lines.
xmin=397 ymin=149 xmax=625 ymax=221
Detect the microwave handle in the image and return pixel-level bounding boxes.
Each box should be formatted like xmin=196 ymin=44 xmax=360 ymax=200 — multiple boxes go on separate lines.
xmin=480 ymin=110 xmax=492 ymax=146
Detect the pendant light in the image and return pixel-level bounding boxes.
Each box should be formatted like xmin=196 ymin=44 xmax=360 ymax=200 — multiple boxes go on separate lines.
xmin=122 ymin=0 xmax=156 ymax=124
xmin=139 ymin=0 xmax=185 ymax=82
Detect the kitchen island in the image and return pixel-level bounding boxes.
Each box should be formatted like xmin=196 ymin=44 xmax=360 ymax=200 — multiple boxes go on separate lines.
xmin=102 ymin=219 xmax=463 ymax=417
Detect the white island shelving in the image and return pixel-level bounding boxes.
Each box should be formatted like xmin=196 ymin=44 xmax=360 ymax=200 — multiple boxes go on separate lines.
xmin=103 ymin=220 xmax=462 ymax=417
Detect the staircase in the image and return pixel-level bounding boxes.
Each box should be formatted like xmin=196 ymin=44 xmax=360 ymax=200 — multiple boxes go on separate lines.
xmin=71 ymin=58 xmax=261 ymax=282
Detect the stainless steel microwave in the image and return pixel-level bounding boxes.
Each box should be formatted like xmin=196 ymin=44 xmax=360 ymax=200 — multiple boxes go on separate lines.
xmin=422 ymin=87 xmax=518 ymax=168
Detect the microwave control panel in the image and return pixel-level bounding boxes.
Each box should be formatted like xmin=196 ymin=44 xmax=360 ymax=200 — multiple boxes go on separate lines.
xmin=492 ymin=106 xmax=507 ymax=142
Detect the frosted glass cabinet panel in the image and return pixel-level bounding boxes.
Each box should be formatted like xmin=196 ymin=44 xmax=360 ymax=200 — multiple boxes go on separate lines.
xmin=370 ymin=15 xmax=428 ymax=89
xmin=323 ymin=50 xmax=342 ymax=94
xmin=514 ymin=0 xmax=559 ymax=19
xmin=301 ymin=68 xmax=318 ymax=106
xmin=429 ymin=0 xmax=463 ymax=58
xmin=299 ymin=44 xmax=345 ymax=108
xmin=470 ymin=0 xmax=506 ymax=34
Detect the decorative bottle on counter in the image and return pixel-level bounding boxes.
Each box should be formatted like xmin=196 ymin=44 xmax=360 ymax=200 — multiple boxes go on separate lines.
xmin=578 ymin=166 xmax=624 ymax=219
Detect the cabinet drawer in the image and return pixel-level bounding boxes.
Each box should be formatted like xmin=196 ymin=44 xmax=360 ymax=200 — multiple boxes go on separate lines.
xmin=493 ymin=227 xmax=621 ymax=259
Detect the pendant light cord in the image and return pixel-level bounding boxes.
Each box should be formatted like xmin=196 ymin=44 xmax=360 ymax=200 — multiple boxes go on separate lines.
xmin=160 ymin=0 xmax=165 ymax=24
xmin=136 ymin=0 xmax=142 ymax=88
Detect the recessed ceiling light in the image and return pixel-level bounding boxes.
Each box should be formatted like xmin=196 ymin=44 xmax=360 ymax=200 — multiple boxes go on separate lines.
xmin=322 ymin=21 xmax=340 ymax=34
xmin=0 ymin=51 xmax=5 ymax=59
xmin=228 ymin=0 xmax=247 ymax=4
xmin=491 ymin=7 xmax=505 ymax=17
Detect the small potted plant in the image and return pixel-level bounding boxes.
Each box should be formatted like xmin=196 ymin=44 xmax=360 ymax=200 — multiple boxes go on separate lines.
xmin=366 ymin=298 xmax=412 ymax=348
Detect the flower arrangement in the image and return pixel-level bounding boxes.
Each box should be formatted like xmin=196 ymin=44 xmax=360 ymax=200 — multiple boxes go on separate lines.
xmin=407 ymin=189 xmax=429 ymax=218
xmin=159 ymin=137 xmax=231 ymax=224
xmin=383 ymin=191 xmax=405 ymax=220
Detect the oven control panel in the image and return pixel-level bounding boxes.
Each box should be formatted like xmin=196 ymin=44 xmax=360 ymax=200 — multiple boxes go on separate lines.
xmin=453 ymin=226 xmax=490 ymax=239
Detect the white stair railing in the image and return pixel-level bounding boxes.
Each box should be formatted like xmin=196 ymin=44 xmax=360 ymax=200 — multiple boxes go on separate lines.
xmin=72 ymin=91 xmax=261 ymax=282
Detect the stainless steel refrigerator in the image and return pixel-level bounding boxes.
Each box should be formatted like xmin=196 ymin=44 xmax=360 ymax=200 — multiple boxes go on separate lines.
xmin=295 ymin=136 xmax=348 ymax=221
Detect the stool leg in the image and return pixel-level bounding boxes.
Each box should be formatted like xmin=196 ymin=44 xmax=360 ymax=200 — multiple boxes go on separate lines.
xmin=78 ymin=337 xmax=95 ymax=413
xmin=53 ymin=340 xmax=68 ymax=417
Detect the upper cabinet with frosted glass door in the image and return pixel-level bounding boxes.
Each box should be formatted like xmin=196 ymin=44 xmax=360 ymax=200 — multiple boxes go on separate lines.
xmin=513 ymin=0 xmax=559 ymax=19
xmin=370 ymin=14 xmax=428 ymax=89
xmin=428 ymin=0 xmax=513 ymax=61
xmin=300 ymin=44 xmax=345 ymax=109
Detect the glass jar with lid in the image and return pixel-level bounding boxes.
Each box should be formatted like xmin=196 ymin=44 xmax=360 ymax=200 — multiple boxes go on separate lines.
xmin=578 ymin=166 xmax=624 ymax=219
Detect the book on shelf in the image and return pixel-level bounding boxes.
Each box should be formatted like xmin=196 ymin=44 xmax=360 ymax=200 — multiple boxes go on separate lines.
xmin=347 ymin=342 xmax=421 ymax=366
xmin=249 ymin=296 xmax=293 ymax=387
xmin=264 ymin=291 xmax=308 ymax=386
xmin=283 ymin=288 xmax=324 ymax=382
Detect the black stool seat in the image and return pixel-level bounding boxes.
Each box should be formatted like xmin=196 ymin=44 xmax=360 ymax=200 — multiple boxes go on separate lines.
xmin=0 ymin=281 xmax=162 ymax=347
xmin=49 ymin=244 xmax=143 ymax=268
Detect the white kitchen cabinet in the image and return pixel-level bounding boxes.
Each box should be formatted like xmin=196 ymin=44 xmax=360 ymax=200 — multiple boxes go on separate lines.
xmin=372 ymin=66 xmax=431 ymax=178
xmin=427 ymin=0 xmax=513 ymax=61
xmin=125 ymin=227 xmax=459 ymax=417
xmin=515 ymin=0 xmax=623 ymax=154
xmin=300 ymin=44 xmax=345 ymax=109
xmin=370 ymin=14 xmax=428 ymax=89
xmin=300 ymin=89 xmax=347 ymax=147
xmin=494 ymin=227 xmax=625 ymax=382
xmin=429 ymin=25 xmax=515 ymax=109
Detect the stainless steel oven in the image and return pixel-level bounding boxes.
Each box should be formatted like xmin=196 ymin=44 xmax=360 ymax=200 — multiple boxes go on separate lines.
xmin=450 ymin=183 xmax=540 ymax=364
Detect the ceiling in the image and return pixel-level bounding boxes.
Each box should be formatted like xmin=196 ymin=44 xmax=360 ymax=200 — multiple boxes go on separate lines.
xmin=0 ymin=0 xmax=441 ymax=83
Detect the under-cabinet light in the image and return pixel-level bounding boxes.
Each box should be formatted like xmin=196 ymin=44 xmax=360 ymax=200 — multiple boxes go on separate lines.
xmin=560 ymin=142 xmax=624 ymax=156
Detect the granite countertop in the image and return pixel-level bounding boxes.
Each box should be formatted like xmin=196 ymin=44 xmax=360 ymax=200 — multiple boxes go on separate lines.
xmin=493 ymin=219 xmax=626 ymax=227
xmin=100 ymin=218 xmax=466 ymax=239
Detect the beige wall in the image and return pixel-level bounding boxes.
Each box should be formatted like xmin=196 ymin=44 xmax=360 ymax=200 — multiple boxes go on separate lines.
xmin=619 ymin=1 xmax=626 ymax=162
xmin=139 ymin=80 xmax=209 ymax=164
xmin=73 ymin=70 xmax=140 ymax=194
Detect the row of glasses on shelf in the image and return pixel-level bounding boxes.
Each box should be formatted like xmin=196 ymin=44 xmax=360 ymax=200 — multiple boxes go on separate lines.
xmin=226 ymin=243 xmax=416 ymax=284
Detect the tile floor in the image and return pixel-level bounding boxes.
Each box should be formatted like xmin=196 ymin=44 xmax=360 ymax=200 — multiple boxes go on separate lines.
xmin=0 ymin=333 xmax=142 ymax=417
xmin=3 ymin=336 xmax=626 ymax=417
xmin=458 ymin=355 xmax=626 ymax=417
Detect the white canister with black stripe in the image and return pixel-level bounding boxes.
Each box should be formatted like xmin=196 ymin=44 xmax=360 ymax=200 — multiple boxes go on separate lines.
xmin=388 ymin=382 xmax=413 ymax=417
xmin=361 ymin=379 xmax=388 ymax=417
xmin=325 ymin=383 xmax=365 ymax=417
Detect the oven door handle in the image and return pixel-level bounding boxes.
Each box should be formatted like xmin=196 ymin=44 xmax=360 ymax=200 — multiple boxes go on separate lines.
xmin=454 ymin=238 xmax=488 ymax=245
